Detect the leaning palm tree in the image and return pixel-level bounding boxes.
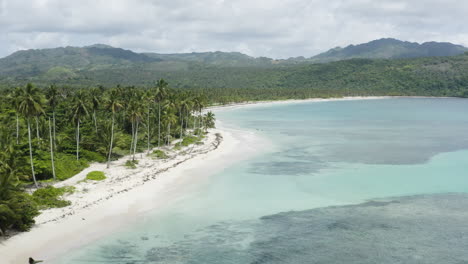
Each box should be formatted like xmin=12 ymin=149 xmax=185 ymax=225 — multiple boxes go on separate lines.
xmin=105 ymin=89 xmax=122 ymax=168
xmin=17 ymin=83 xmax=44 ymax=188
xmin=70 ymin=91 xmax=89 ymax=161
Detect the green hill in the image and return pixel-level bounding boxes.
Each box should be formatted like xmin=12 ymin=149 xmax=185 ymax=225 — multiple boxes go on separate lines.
xmin=1 ymin=40 xmax=468 ymax=102
xmin=310 ymin=38 xmax=468 ymax=62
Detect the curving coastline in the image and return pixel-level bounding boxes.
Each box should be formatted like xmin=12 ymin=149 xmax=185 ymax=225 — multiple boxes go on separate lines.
xmin=0 ymin=124 xmax=269 ymax=264
xmin=1 ymin=96 xmax=461 ymax=263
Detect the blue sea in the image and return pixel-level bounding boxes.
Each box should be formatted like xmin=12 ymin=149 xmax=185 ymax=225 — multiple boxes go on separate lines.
xmin=57 ymin=98 xmax=468 ymax=263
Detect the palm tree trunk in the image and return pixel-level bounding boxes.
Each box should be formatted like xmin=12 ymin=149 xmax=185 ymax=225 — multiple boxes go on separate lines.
xmin=158 ymin=104 xmax=161 ymax=147
xmin=27 ymin=119 xmax=38 ymax=188
xmin=93 ymin=109 xmax=98 ymax=134
xmin=196 ymin=113 xmax=200 ymax=136
xmin=192 ymin=113 xmax=196 ymax=135
xmin=187 ymin=112 xmax=191 ymax=134
xmin=76 ymin=119 xmax=80 ymax=160
xmin=199 ymin=111 xmax=203 ymax=133
xmin=107 ymin=113 xmax=115 ymax=168
xmin=35 ymin=116 xmax=40 ymax=140
xmin=179 ymin=109 xmax=183 ymax=140
xmin=130 ymin=121 xmax=135 ymax=154
xmin=201 ymin=112 xmax=205 ymax=134
xmin=53 ymin=111 xmax=56 ymax=150
xmin=16 ymin=113 xmax=19 ymax=144
xmin=198 ymin=111 xmax=202 ymax=136
xmin=167 ymin=123 xmax=171 ymax=145
xmin=49 ymin=118 xmax=56 ymax=180
xmin=133 ymin=122 xmax=139 ymax=161
xmin=147 ymin=106 xmax=150 ymax=154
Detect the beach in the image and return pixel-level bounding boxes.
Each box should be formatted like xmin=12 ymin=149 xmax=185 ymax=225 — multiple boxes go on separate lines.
xmin=0 ymin=96 xmax=456 ymax=263
xmin=0 ymin=123 xmax=269 ymax=264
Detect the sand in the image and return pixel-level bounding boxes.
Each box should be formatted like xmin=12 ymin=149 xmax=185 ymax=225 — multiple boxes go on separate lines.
xmin=0 ymin=96 xmax=440 ymax=263
xmin=0 ymin=124 xmax=269 ymax=264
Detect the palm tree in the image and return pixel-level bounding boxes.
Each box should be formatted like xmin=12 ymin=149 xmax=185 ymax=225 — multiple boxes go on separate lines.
xmin=193 ymin=95 xmax=206 ymax=135
xmin=204 ymin=111 xmax=216 ymax=131
xmin=89 ymin=87 xmax=101 ymax=134
xmin=10 ymin=87 xmax=24 ymax=144
xmin=0 ymin=127 xmax=20 ymax=199
xmin=127 ymin=99 xmax=144 ymax=161
xmin=48 ymin=118 xmax=56 ymax=180
xmin=17 ymin=83 xmax=44 ymax=188
xmin=144 ymin=90 xmax=152 ymax=154
xmin=154 ymin=79 xmax=168 ymax=147
xmin=162 ymin=97 xmax=177 ymax=145
xmin=105 ymin=89 xmax=122 ymax=168
xmin=45 ymin=85 xmax=59 ymax=149
xmin=70 ymin=91 xmax=89 ymax=161
xmin=163 ymin=111 xmax=177 ymax=146
xmin=178 ymin=96 xmax=192 ymax=140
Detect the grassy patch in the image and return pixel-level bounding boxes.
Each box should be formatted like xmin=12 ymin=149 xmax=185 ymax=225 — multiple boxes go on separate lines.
xmin=86 ymin=171 xmax=106 ymax=181
xmin=32 ymin=186 xmax=75 ymax=209
xmin=125 ymin=160 xmax=139 ymax=169
xmin=33 ymin=152 xmax=89 ymax=181
xmin=55 ymin=154 xmax=89 ymax=181
xmin=175 ymin=135 xmax=203 ymax=148
xmin=80 ymin=150 xmax=106 ymax=163
xmin=148 ymin=150 xmax=168 ymax=159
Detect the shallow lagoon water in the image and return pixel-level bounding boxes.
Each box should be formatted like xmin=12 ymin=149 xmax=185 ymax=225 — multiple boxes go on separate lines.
xmin=58 ymin=98 xmax=468 ymax=263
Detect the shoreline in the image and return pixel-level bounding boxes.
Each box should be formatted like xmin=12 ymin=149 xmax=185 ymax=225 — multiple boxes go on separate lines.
xmin=0 ymin=125 xmax=270 ymax=264
xmin=206 ymin=96 xmax=457 ymax=112
xmin=1 ymin=95 xmax=460 ymax=263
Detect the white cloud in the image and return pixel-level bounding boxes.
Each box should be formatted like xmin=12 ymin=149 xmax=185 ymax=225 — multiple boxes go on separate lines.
xmin=0 ymin=0 xmax=467 ymax=58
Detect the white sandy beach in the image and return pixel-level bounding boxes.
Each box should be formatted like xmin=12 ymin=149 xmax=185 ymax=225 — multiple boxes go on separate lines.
xmin=0 ymin=96 xmax=446 ymax=264
xmin=0 ymin=124 xmax=269 ymax=264
xmin=206 ymin=96 xmax=452 ymax=112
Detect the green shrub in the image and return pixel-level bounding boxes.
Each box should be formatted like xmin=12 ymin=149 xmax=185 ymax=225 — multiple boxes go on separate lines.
xmin=125 ymin=160 xmax=139 ymax=169
xmin=86 ymin=171 xmax=106 ymax=181
xmin=32 ymin=186 xmax=74 ymax=209
xmin=0 ymin=192 xmax=39 ymax=233
xmin=148 ymin=149 xmax=168 ymax=159
xmin=32 ymin=153 xmax=89 ymax=181
xmin=0 ymin=192 xmax=39 ymax=231
xmin=55 ymin=154 xmax=89 ymax=181
xmin=80 ymin=150 xmax=106 ymax=162
xmin=175 ymin=135 xmax=203 ymax=148
xmin=111 ymin=146 xmax=127 ymax=157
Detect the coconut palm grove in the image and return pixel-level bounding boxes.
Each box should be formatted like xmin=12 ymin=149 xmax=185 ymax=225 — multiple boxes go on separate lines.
xmin=0 ymin=80 xmax=215 ymax=235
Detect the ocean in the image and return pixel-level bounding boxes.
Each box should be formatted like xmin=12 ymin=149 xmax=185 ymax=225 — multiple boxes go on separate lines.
xmin=57 ymin=98 xmax=468 ymax=263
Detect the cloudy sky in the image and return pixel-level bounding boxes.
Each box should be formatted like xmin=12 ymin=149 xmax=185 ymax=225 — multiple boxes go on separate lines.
xmin=1 ymin=0 xmax=467 ymax=58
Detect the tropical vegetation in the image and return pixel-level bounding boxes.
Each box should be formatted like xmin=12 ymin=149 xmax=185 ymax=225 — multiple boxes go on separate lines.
xmin=0 ymin=81 xmax=215 ymax=236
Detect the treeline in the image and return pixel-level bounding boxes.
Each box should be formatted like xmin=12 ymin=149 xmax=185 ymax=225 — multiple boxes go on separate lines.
xmin=0 ymin=80 xmax=215 ymax=235
xmin=3 ymin=53 xmax=468 ymax=103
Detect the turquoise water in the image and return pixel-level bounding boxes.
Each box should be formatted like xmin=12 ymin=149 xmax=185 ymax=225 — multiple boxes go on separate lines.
xmin=59 ymin=98 xmax=468 ymax=263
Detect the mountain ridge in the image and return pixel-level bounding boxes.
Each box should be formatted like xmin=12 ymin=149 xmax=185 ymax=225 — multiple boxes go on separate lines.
xmin=1 ymin=38 xmax=468 ymax=87
xmin=310 ymin=38 xmax=468 ymax=62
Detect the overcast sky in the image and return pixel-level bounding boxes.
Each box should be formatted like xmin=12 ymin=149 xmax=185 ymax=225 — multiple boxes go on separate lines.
xmin=1 ymin=0 xmax=467 ymax=59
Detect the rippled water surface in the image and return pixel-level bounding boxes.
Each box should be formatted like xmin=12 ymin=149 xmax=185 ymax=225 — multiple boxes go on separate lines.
xmin=59 ymin=98 xmax=468 ymax=263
